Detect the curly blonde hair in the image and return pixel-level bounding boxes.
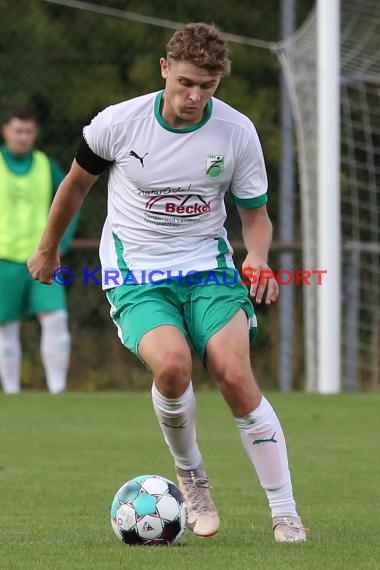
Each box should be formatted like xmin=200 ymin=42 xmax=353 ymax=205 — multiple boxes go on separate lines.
xmin=166 ymin=23 xmax=231 ymax=76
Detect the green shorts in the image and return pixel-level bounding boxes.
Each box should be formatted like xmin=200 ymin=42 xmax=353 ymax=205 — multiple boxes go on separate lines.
xmin=106 ymin=269 xmax=257 ymax=362
xmin=0 ymin=260 xmax=67 ymax=323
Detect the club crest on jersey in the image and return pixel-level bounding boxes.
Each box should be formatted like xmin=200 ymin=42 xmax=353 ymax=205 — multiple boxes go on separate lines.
xmin=206 ymin=155 xmax=224 ymax=178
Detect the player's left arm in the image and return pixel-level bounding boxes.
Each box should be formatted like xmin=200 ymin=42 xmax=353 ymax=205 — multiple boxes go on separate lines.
xmin=238 ymin=204 xmax=279 ymax=304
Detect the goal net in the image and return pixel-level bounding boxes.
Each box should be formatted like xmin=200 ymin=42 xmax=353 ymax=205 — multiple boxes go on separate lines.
xmin=275 ymin=0 xmax=380 ymax=391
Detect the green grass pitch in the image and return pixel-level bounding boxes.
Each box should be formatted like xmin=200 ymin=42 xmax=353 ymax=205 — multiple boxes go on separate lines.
xmin=0 ymin=391 xmax=379 ymax=569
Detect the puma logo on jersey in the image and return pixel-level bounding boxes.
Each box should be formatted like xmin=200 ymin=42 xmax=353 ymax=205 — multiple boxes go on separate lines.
xmin=129 ymin=150 xmax=148 ymax=167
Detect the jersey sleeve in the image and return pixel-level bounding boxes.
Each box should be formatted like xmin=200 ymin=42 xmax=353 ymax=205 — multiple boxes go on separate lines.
xmin=230 ymin=126 xmax=268 ymax=208
xmin=82 ymin=106 xmax=114 ymax=162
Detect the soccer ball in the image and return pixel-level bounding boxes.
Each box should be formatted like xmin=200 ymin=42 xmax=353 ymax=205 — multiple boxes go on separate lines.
xmin=110 ymin=474 xmax=187 ymax=545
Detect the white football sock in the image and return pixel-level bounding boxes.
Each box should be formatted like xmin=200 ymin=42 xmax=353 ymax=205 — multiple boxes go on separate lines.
xmin=40 ymin=310 xmax=70 ymax=394
xmin=152 ymin=381 xmax=202 ymax=470
xmin=0 ymin=321 xmax=21 ymax=394
xmin=235 ymin=396 xmax=298 ymax=517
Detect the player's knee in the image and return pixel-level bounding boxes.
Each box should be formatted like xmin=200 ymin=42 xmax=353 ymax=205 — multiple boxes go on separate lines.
xmin=57 ymin=329 xmax=71 ymax=352
xmin=153 ymin=349 xmax=191 ymax=391
xmin=40 ymin=310 xmax=70 ymax=352
xmin=214 ymin=362 xmax=255 ymax=391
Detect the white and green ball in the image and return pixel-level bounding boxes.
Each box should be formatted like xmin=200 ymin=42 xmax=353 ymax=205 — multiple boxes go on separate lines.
xmin=110 ymin=474 xmax=187 ymax=545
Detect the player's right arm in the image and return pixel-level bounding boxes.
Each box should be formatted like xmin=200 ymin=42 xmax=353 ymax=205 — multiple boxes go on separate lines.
xmin=29 ymin=108 xmax=114 ymax=283
xmin=28 ymin=160 xmax=99 ymax=284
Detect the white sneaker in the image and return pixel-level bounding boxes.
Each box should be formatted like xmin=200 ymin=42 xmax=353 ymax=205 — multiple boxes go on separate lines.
xmin=272 ymin=515 xmax=307 ymax=543
xmin=176 ymin=464 xmax=220 ymax=537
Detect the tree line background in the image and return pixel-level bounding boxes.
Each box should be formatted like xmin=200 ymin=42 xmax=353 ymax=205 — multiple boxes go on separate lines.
xmin=0 ymin=0 xmax=314 ymax=390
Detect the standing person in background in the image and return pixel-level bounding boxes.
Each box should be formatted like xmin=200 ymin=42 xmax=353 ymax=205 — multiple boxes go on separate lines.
xmin=0 ymin=108 xmax=77 ymax=394
xmin=28 ymin=23 xmax=307 ymax=541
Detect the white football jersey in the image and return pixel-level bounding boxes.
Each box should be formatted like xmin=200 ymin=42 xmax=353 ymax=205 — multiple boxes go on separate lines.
xmin=83 ymin=91 xmax=268 ymax=288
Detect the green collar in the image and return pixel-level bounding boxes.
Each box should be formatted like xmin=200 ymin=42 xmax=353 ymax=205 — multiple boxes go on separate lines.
xmin=0 ymin=145 xmax=33 ymax=174
xmin=154 ymin=91 xmax=212 ymax=133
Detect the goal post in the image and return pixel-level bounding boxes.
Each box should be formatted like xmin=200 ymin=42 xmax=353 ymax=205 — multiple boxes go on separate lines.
xmin=317 ymin=0 xmax=341 ymax=393
xmin=274 ymin=0 xmax=380 ymax=392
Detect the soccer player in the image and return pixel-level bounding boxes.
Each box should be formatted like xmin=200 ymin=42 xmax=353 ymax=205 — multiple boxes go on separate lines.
xmin=0 ymin=108 xmax=77 ymax=394
xmin=28 ymin=23 xmax=306 ymax=541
